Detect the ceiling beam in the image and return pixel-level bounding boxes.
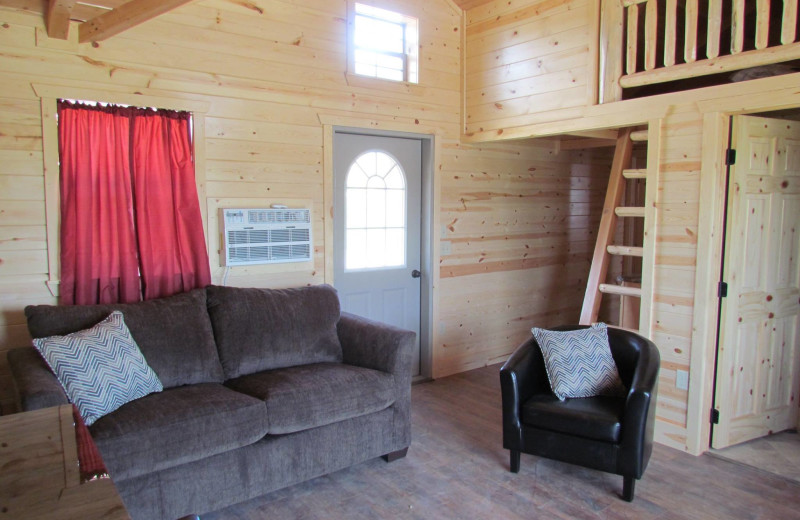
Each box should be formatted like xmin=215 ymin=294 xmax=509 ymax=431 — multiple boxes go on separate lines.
xmin=46 ymin=0 xmax=76 ymax=40
xmin=564 ymin=129 xmax=621 ymax=140
xmin=78 ymin=0 xmax=196 ymax=44
xmin=558 ymin=137 xmax=618 ymax=150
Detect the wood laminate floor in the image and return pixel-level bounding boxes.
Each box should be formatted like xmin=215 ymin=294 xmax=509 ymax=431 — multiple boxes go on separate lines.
xmin=206 ymin=365 xmax=800 ymax=519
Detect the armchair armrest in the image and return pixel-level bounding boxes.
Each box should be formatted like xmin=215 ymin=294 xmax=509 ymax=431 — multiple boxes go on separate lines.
xmin=499 ymin=337 xmax=550 ymax=449
xmin=7 ymin=347 xmax=68 ymax=411
xmin=618 ymin=337 xmax=660 ymax=477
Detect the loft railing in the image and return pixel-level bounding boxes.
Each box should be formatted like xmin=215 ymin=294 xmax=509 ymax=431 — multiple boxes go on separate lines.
xmin=600 ymin=0 xmax=800 ymax=102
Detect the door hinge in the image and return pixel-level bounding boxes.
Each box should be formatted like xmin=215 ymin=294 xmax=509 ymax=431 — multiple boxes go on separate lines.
xmin=718 ymin=281 xmax=728 ymax=298
xmin=710 ymin=408 xmax=720 ymax=424
xmin=725 ymin=148 xmax=736 ymax=166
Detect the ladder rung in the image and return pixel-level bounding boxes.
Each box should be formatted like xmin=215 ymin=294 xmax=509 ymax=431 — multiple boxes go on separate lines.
xmin=630 ymin=130 xmax=649 ymax=142
xmin=622 ymin=168 xmax=647 ymax=179
xmin=607 ymin=245 xmax=644 ymax=257
xmin=599 ymin=284 xmax=643 ymax=297
xmin=615 ymin=206 xmax=645 ymax=218
xmin=608 ymin=325 xmax=641 ymax=335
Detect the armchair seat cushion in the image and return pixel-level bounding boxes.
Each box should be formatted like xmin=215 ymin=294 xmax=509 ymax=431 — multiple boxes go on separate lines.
xmin=226 ymin=362 xmax=395 ymax=434
xmin=90 ymin=383 xmax=268 ymax=481
xmin=521 ymin=394 xmax=625 ymax=443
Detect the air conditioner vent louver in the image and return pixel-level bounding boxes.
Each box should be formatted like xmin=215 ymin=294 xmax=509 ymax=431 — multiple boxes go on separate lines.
xmin=222 ymin=208 xmax=312 ymax=266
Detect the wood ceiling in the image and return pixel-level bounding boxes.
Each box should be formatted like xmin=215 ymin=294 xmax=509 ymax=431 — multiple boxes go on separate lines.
xmin=9 ymin=0 xmax=495 ymax=44
xmin=6 ymin=0 xmax=196 ymax=43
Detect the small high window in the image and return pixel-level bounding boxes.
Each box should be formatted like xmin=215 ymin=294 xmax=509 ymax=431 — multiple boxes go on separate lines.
xmin=351 ymin=3 xmax=418 ymax=83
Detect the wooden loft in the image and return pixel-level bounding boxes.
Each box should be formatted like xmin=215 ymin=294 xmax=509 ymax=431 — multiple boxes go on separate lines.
xmin=463 ymin=0 xmax=800 ymax=143
xmin=602 ymin=0 xmax=800 ymax=102
xmin=11 ymin=0 xmax=195 ymax=43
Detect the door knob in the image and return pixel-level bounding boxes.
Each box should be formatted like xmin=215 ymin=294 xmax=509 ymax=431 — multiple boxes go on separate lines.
xmin=411 ymin=269 xmax=421 ymax=278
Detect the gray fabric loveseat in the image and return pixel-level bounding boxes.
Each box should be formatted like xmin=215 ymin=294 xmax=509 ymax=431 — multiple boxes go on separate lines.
xmin=7 ymin=284 xmax=415 ymax=520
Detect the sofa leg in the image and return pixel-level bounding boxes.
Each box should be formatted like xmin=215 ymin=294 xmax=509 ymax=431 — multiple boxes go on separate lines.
xmin=510 ymin=450 xmax=520 ymax=473
xmin=382 ymin=447 xmax=408 ymax=462
xmin=622 ymin=476 xmax=635 ymax=502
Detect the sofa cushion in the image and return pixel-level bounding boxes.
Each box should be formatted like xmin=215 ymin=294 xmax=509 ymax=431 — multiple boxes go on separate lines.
xmin=521 ymin=394 xmax=625 ymax=443
xmin=226 ymin=362 xmax=394 ymax=434
xmin=206 ymin=285 xmax=343 ymax=379
xmin=90 ymin=383 xmax=268 ymax=481
xmin=25 ymin=288 xmax=224 ymax=388
xmin=33 ymin=311 xmax=163 ymax=426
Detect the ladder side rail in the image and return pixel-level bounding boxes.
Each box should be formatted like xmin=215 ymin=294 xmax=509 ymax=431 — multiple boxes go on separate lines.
xmin=579 ymin=128 xmax=635 ymax=325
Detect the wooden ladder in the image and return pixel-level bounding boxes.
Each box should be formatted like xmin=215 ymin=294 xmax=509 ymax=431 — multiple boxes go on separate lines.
xmin=579 ymin=127 xmax=648 ymax=327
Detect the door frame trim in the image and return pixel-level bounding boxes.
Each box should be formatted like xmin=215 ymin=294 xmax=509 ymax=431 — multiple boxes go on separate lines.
xmin=323 ymin=125 xmax=437 ymax=381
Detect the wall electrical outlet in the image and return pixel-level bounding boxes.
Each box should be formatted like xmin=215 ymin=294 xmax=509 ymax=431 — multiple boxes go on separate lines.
xmin=441 ymin=241 xmax=452 ymax=255
xmin=676 ymin=369 xmax=689 ymax=391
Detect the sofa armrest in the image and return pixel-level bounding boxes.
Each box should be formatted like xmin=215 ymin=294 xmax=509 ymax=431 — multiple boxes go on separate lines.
xmin=337 ymin=312 xmax=415 ymax=453
xmin=337 ymin=312 xmax=415 ymax=379
xmin=7 ymin=347 xmax=68 ymax=411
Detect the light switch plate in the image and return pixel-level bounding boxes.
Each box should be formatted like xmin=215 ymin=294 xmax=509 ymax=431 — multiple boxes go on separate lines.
xmin=676 ymin=369 xmax=689 ymax=391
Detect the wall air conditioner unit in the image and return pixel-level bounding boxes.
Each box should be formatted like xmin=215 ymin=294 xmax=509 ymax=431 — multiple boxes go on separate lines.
xmin=221 ymin=208 xmax=312 ymax=266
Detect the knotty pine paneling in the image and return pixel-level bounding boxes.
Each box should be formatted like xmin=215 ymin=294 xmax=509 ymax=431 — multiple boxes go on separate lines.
xmin=0 ymin=1 xmax=614 ymax=414
xmin=647 ymin=109 xmax=705 ymax=450
xmin=436 ymin=142 xmax=614 ymax=376
xmin=464 ymin=0 xmax=595 ymax=135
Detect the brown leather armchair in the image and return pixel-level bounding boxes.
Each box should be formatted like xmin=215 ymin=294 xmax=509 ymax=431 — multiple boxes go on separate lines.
xmin=500 ymin=325 xmax=660 ymax=501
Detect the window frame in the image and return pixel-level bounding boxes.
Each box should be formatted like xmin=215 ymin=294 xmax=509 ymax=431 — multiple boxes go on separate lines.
xmin=34 ymin=84 xmax=210 ymax=297
xmin=347 ymin=1 xmax=419 ymax=85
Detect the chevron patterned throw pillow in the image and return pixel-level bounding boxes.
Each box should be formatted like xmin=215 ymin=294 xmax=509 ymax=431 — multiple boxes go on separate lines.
xmin=531 ymin=324 xmax=626 ymax=401
xmin=33 ymin=311 xmax=163 ymax=426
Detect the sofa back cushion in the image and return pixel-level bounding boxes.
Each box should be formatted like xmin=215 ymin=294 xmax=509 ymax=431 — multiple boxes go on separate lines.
xmin=25 ymin=288 xmax=224 ymax=388
xmin=206 ymin=284 xmax=343 ymax=379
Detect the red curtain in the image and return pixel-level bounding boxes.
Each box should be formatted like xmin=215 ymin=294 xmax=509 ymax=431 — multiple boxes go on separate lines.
xmin=58 ymin=104 xmax=141 ymax=305
xmin=132 ymin=110 xmax=211 ymax=300
xmin=58 ymin=102 xmax=211 ymax=305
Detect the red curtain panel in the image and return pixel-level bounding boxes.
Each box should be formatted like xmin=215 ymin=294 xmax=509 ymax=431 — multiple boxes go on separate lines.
xmin=131 ymin=110 xmax=211 ymax=300
xmin=58 ymin=102 xmax=141 ymax=305
xmin=57 ymin=101 xmax=211 ymax=305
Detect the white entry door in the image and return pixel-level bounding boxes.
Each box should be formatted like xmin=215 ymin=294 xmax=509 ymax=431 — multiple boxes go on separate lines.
xmin=712 ymin=115 xmax=800 ymax=449
xmin=333 ymin=132 xmax=422 ymax=376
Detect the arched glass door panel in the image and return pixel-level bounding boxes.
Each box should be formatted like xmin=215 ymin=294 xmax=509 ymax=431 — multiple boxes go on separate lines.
xmin=345 ymin=151 xmax=406 ymax=270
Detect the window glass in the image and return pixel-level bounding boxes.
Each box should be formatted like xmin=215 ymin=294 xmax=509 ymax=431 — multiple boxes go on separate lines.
xmin=345 ymin=151 xmax=406 ymax=269
xmin=353 ymin=3 xmax=419 ymax=83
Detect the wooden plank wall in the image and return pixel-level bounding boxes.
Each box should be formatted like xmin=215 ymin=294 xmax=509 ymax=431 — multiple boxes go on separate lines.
xmin=436 ymin=140 xmax=614 ymax=376
xmin=0 ymin=0 xmax=613 ymax=413
xmin=651 ymin=109 xmax=702 ymax=449
xmin=464 ymin=0 xmax=594 ymax=136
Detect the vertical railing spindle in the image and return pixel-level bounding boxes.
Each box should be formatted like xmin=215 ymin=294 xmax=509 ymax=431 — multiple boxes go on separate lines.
xmin=707 ymin=0 xmax=723 ymax=58
xmin=756 ymin=0 xmax=772 ymax=49
xmin=782 ymin=0 xmax=798 ymax=44
xmin=732 ymin=0 xmax=746 ymax=53
xmin=627 ymin=3 xmax=639 ymax=74
xmin=685 ymin=0 xmax=699 ymax=62
xmin=645 ymin=0 xmax=658 ymax=70
xmin=665 ymin=0 xmax=677 ymax=66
